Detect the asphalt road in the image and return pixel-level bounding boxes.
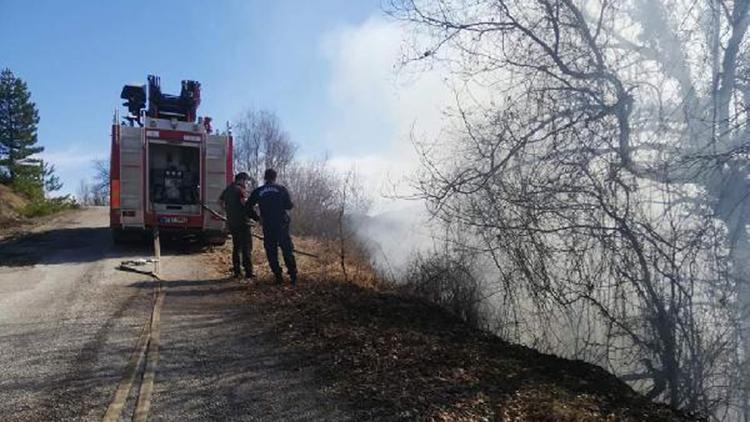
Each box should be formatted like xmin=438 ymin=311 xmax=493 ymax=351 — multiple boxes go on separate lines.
xmin=0 ymin=207 xmax=351 ymax=421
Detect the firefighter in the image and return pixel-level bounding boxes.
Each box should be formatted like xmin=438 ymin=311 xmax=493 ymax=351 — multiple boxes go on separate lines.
xmin=246 ymin=168 xmax=297 ymax=285
xmin=219 ymin=172 xmax=259 ymax=281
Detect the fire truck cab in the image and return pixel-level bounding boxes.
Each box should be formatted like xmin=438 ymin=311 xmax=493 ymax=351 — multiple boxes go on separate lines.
xmin=110 ymin=75 xmax=232 ymax=244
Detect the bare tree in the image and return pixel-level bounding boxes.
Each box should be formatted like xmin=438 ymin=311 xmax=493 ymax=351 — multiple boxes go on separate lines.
xmin=232 ymin=109 xmax=373 ymax=249
xmin=91 ymin=159 xmax=109 ymax=205
xmin=283 ymin=159 xmax=340 ymax=237
xmin=390 ymin=0 xmax=750 ymax=417
xmin=77 ymin=179 xmax=92 ymax=205
xmin=76 ymin=160 xmax=109 ymax=206
xmin=335 ymin=168 xmax=371 ymax=282
xmin=233 ymin=109 xmax=296 ymax=184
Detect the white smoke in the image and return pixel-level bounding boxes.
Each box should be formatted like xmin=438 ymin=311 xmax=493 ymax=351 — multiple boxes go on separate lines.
xmin=320 ymin=15 xmax=454 ymax=273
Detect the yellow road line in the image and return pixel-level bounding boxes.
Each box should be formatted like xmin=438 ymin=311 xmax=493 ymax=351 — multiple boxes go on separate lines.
xmin=105 ymin=230 xmax=164 ymax=421
xmin=133 ymin=283 xmax=165 ymax=422
xmin=102 ymin=319 xmax=150 ymax=422
xmin=102 ymin=273 xmax=165 ymax=422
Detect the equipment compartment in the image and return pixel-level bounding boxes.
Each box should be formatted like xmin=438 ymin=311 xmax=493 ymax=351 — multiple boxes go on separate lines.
xmin=148 ymin=142 xmax=201 ymax=213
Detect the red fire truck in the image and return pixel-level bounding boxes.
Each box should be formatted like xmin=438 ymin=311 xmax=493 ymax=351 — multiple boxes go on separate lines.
xmin=110 ymin=75 xmax=232 ymax=244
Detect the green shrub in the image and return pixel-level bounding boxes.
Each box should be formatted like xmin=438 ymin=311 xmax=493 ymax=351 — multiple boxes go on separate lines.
xmin=12 ymin=175 xmax=44 ymax=202
xmin=22 ymin=196 xmax=78 ymax=218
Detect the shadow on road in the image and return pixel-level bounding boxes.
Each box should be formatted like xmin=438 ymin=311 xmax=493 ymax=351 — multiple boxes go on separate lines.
xmin=0 ymin=286 xmax=153 ymax=421
xmin=127 ymin=278 xmax=248 ymax=297
xmin=0 ymin=226 xmax=220 ymax=268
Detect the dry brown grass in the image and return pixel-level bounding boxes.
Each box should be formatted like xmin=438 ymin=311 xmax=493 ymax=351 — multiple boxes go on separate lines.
xmin=0 ymin=184 xmax=28 ymax=229
xmin=205 ymin=227 xmax=383 ymax=289
xmin=201 ymin=231 xmax=701 ymax=421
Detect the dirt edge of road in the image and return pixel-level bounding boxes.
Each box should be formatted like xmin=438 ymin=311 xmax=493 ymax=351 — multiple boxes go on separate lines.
xmin=0 ymin=207 xmax=80 ymax=243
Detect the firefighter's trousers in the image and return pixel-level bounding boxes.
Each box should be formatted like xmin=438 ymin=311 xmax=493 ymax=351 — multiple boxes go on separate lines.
xmin=262 ymin=223 xmax=297 ymax=281
xmin=229 ymin=225 xmax=252 ymax=277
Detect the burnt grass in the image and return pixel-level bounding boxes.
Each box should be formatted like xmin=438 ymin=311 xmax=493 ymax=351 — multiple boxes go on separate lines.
xmin=239 ymin=279 xmax=700 ymax=421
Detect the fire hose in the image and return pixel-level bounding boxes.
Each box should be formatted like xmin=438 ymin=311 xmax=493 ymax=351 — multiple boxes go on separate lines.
xmin=201 ymin=203 xmax=319 ymax=259
xmin=117 ymin=258 xmax=161 ymax=280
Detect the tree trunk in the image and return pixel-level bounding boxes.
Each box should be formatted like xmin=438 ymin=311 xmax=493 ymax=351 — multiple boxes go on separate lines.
xmin=709 ymin=165 xmax=750 ymax=418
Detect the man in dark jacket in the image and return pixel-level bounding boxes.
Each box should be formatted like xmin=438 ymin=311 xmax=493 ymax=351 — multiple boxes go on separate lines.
xmin=246 ymin=168 xmax=297 ymax=285
xmin=219 ymin=172 xmax=259 ymax=280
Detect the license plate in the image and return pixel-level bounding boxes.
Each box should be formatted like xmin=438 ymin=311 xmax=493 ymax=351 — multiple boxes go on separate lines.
xmin=159 ymin=216 xmax=188 ymax=224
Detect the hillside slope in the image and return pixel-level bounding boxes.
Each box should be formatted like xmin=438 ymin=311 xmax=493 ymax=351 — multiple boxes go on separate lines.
xmin=0 ymin=183 xmax=77 ymax=240
xmin=205 ymin=239 xmax=697 ymax=421
xmin=0 ymin=184 xmax=29 ymax=229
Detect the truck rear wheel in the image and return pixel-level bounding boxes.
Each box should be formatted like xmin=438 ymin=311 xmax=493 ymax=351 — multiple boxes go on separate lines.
xmin=203 ymin=233 xmax=227 ymax=246
xmin=208 ymin=237 xmax=227 ymax=246
xmin=112 ymin=228 xmax=126 ymax=245
xmin=112 ymin=228 xmax=147 ymax=245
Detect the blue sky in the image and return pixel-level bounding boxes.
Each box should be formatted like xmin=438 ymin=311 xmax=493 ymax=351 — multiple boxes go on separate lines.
xmin=0 ymin=0 xmax=425 ymax=196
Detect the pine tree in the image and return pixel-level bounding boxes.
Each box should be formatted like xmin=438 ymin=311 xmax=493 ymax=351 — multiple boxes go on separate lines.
xmin=42 ymin=160 xmax=62 ymax=193
xmin=0 ymin=68 xmax=43 ymax=185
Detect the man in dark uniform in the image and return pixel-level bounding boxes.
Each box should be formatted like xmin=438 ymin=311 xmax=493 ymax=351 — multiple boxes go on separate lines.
xmin=246 ymin=168 xmax=297 ymax=285
xmin=219 ymin=172 xmax=259 ymax=281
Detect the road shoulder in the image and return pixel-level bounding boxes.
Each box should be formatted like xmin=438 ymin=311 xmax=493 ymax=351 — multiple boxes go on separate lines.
xmin=145 ymin=253 xmax=354 ymax=421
